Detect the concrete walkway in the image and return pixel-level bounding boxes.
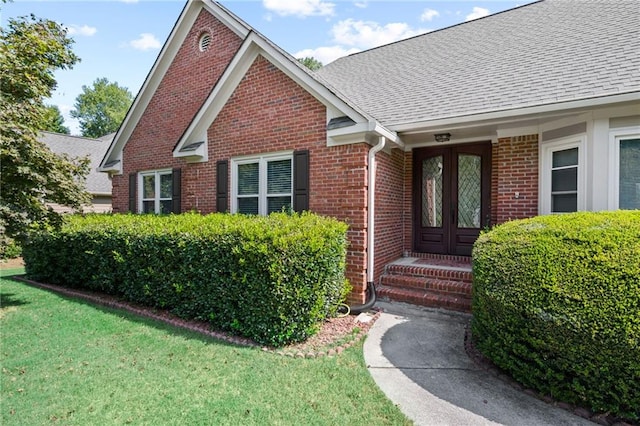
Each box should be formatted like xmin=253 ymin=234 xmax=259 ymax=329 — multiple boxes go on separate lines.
xmin=363 ymin=301 xmax=593 ymax=426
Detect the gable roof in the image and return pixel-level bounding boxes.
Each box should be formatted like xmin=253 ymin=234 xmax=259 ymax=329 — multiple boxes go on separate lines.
xmin=99 ymin=0 xmax=252 ymax=173
xmin=316 ymin=0 xmax=640 ymax=130
xmin=173 ymin=28 xmax=398 ymax=160
xmin=40 ymin=131 xmax=113 ymax=195
xmin=101 ymin=0 xmax=397 ymax=172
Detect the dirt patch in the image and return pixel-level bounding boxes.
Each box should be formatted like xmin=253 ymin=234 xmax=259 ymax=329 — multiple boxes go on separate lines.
xmin=0 ymin=258 xmax=24 ymax=269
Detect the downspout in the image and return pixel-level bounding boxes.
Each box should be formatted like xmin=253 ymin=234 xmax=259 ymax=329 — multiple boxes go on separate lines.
xmin=345 ymin=135 xmax=385 ymax=315
xmin=367 ymin=135 xmax=386 ymax=285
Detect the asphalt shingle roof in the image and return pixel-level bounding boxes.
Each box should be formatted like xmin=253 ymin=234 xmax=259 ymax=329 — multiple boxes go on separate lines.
xmin=40 ymin=132 xmax=113 ymax=195
xmin=316 ymin=0 xmax=640 ymax=127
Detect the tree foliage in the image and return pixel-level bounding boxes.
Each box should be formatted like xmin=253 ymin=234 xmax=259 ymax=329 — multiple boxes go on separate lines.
xmin=298 ymin=56 xmax=323 ymax=71
xmin=0 ymin=14 xmax=91 ymax=242
xmin=71 ymin=77 xmax=132 ymax=138
xmin=42 ymin=104 xmax=70 ymax=134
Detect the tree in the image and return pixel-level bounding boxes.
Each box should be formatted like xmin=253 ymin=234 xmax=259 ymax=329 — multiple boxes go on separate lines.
xmin=298 ymin=56 xmax=323 ymax=71
xmin=0 ymin=14 xmax=91 ymax=242
xmin=71 ymin=77 xmax=132 ymax=138
xmin=42 ymin=104 xmax=70 ymax=134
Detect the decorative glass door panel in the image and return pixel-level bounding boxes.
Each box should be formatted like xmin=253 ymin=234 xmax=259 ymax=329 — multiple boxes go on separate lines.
xmin=457 ymin=154 xmax=482 ymax=228
xmin=414 ymin=143 xmax=491 ymax=256
xmin=422 ymin=156 xmax=443 ymax=227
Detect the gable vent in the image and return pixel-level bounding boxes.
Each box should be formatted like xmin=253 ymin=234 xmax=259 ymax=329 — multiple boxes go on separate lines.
xmin=199 ymin=33 xmax=211 ymax=52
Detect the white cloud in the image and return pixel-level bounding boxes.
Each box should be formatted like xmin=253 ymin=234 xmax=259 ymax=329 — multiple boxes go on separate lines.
xmin=120 ymin=0 xmax=139 ymax=3
xmin=354 ymin=1 xmax=367 ymax=8
xmin=57 ymin=104 xmax=81 ymax=135
xmin=295 ymin=46 xmax=361 ymax=66
xmin=420 ymin=8 xmax=440 ymax=22
xmin=263 ymin=0 xmax=335 ymax=17
xmin=66 ymin=24 xmax=97 ymax=37
xmin=465 ymin=7 xmax=490 ymax=21
xmin=332 ymin=19 xmax=428 ymax=49
xmin=129 ymin=33 xmax=161 ymax=51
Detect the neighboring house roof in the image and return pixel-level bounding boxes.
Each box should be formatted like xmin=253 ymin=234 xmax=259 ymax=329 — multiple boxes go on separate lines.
xmin=316 ymin=0 xmax=640 ymax=129
xmin=40 ymin=131 xmax=113 ymax=196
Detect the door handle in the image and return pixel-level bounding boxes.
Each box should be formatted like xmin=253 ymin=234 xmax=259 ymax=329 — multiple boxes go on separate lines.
xmin=451 ymin=204 xmax=456 ymax=224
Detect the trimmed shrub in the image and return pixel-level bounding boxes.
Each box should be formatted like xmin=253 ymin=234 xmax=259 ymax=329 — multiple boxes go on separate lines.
xmin=0 ymin=236 xmax=21 ymax=260
xmin=23 ymin=212 xmax=350 ymax=347
xmin=472 ymin=211 xmax=640 ymax=419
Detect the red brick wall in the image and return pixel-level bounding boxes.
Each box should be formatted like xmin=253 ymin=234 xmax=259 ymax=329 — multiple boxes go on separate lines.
xmin=201 ymin=55 xmax=371 ymax=303
xmin=403 ymin=150 xmax=413 ymax=255
xmin=112 ymin=9 xmax=243 ymax=212
xmin=493 ymin=135 xmax=539 ymax=223
xmin=373 ymin=148 xmax=406 ymax=280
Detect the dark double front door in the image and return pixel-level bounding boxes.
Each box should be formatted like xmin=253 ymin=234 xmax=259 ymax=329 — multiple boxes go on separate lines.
xmin=413 ymin=143 xmax=492 ymax=256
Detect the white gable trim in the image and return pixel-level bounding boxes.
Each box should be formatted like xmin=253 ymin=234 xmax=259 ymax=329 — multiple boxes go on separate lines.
xmin=174 ymin=31 xmax=397 ymax=159
xmin=99 ymin=0 xmax=250 ymax=174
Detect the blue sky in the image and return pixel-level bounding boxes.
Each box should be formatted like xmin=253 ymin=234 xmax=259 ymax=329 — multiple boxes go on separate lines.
xmin=2 ymin=0 xmax=529 ymax=135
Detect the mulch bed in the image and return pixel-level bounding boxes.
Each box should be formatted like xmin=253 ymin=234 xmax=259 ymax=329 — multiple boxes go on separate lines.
xmin=10 ymin=275 xmax=378 ymax=358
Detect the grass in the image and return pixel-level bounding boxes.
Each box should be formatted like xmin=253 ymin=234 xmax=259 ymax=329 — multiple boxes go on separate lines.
xmin=1 ymin=270 xmax=410 ymax=425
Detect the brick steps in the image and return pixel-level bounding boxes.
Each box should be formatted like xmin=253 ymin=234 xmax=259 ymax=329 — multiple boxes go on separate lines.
xmin=378 ymin=255 xmax=473 ymax=313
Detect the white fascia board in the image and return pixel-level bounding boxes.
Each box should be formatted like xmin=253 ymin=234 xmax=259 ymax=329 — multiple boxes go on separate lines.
xmin=98 ymin=164 xmax=122 ymax=175
xmin=407 ymin=135 xmax=497 ymax=151
xmin=98 ymin=150 xmax=122 ymax=174
xmin=389 ymin=92 xmax=640 ymax=134
xmin=177 ymin=32 xmax=395 ymax=153
xmin=100 ymin=3 xmax=198 ymax=171
xmin=250 ymin=36 xmax=399 ymax=145
xmin=368 ymin=121 xmax=399 ymax=144
xmin=496 ymin=125 xmax=540 ymax=139
xmin=174 ymin=129 xmax=209 ymax=163
xmin=173 ymin=38 xmax=260 ymax=156
xmin=254 ymin=42 xmax=367 ymax=124
xmin=101 ymin=0 xmax=250 ymax=171
xmin=201 ymin=0 xmax=250 ymax=39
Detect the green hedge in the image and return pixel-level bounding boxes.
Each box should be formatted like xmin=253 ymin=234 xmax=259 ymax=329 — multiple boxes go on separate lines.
xmin=0 ymin=236 xmax=21 ymax=260
xmin=23 ymin=212 xmax=350 ymax=347
xmin=471 ymin=211 xmax=640 ymax=419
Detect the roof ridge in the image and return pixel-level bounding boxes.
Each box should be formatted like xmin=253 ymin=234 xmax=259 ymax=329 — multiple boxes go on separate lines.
xmin=324 ymin=0 xmax=543 ymax=65
xmin=40 ymin=130 xmax=106 ymax=142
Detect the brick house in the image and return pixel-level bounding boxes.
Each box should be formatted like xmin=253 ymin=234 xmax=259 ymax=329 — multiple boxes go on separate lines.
xmin=100 ymin=0 xmax=640 ymax=310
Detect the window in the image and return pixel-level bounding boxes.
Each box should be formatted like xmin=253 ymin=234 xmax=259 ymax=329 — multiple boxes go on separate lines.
xmin=610 ymin=129 xmax=640 ymax=210
xmin=232 ymin=153 xmax=293 ymax=215
xmin=550 ymin=147 xmax=579 ymax=212
xmin=139 ymin=170 xmax=173 ymax=214
xmin=540 ymin=137 xmax=585 ymax=214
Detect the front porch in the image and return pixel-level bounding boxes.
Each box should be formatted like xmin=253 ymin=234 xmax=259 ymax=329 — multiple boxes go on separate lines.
xmin=377 ymin=253 xmax=473 ymax=313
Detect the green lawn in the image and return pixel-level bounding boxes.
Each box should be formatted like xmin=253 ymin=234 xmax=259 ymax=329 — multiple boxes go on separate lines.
xmin=1 ymin=270 xmax=410 ymax=425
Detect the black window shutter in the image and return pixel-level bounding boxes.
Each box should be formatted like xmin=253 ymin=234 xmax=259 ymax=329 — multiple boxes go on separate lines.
xmin=128 ymin=173 xmax=137 ymax=212
xmin=172 ymin=168 xmax=182 ymax=214
xmin=293 ymin=150 xmax=309 ymax=212
xmin=216 ymin=160 xmax=229 ymax=213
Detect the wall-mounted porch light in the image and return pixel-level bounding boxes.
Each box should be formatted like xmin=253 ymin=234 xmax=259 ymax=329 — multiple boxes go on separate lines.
xmin=434 ymin=133 xmax=451 ymax=143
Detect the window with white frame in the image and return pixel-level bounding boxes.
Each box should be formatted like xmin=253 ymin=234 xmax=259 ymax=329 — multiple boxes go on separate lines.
xmin=139 ymin=170 xmax=173 ymax=214
xmin=232 ymin=153 xmax=293 ymax=215
xmin=610 ymin=129 xmax=640 ymax=210
xmin=540 ymin=137 xmax=585 ymax=214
